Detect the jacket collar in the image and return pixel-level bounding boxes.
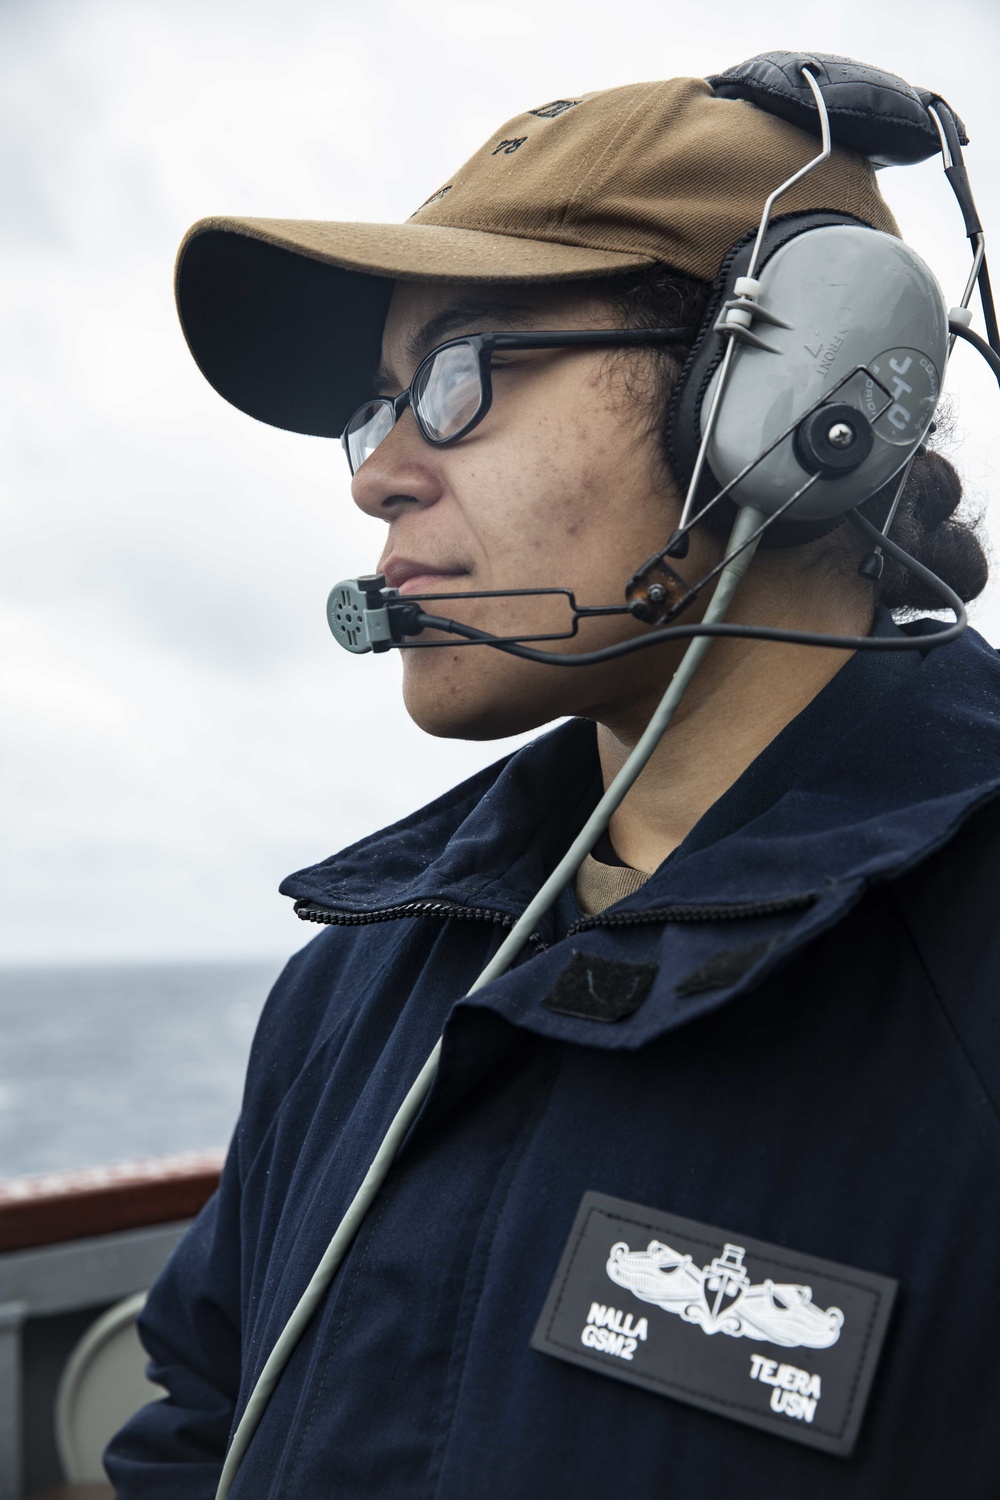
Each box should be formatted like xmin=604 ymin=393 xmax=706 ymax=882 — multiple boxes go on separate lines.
xmin=281 ymin=623 xmax=1000 ymax=922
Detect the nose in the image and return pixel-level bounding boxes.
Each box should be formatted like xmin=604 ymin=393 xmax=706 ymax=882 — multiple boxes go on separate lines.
xmin=351 ymin=409 xmax=444 ymax=522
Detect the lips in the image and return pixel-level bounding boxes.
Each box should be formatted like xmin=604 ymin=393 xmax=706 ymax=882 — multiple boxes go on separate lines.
xmin=380 ymin=558 xmax=469 ymax=596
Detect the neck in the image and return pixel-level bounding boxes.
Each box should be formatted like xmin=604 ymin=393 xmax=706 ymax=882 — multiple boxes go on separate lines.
xmin=596 ymin=570 xmax=874 ymax=873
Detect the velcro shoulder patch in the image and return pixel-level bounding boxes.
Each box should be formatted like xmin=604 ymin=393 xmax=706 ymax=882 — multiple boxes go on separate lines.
xmin=675 ymin=937 xmax=780 ymax=996
xmin=532 ymin=1191 xmax=897 ymax=1456
xmin=542 ymin=951 xmax=658 ymax=1023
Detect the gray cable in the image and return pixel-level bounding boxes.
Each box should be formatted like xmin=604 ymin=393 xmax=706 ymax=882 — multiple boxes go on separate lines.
xmin=214 ymin=504 xmax=765 ymax=1499
xmin=465 ymin=503 xmax=765 ymax=994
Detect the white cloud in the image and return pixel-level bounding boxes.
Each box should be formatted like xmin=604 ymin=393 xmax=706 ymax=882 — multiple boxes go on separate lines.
xmin=0 ymin=606 xmax=137 ymax=737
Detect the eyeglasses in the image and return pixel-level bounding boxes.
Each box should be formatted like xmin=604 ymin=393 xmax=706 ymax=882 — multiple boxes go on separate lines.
xmin=340 ymin=327 xmax=695 ymax=475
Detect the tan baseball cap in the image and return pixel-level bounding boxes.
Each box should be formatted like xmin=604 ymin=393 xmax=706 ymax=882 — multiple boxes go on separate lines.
xmin=175 ymin=76 xmax=898 ymax=439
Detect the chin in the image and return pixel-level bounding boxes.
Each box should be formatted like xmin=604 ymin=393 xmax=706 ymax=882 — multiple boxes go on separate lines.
xmin=403 ymin=691 xmax=561 ymax=742
xmin=400 ymin=657 xmax=569 ymax=741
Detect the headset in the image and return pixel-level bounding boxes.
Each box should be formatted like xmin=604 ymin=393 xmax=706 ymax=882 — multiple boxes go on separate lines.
xmin=214 ymin=54 xmax=1000 ymax=1496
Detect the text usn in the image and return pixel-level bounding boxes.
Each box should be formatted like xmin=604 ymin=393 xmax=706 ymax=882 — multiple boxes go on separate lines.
xmin=750 ymin=1354 xmax=821 ymax=1425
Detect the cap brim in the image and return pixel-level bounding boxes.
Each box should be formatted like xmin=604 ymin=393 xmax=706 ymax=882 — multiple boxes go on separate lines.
xmin=175 ymin=216 xmax=649 ymax=438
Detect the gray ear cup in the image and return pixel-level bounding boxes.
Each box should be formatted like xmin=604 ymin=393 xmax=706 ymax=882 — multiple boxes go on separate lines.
xmin=703 ymin=223 xmax=947 ymax=523
xmin=665 ymin=210 xmax=949 ymax=547
xmin=666 ymin=211 xmax=866 ymax=546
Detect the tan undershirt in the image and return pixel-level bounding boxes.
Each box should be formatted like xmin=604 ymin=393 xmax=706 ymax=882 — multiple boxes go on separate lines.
xmin=575 ymin=852 xmax=650 ymax=918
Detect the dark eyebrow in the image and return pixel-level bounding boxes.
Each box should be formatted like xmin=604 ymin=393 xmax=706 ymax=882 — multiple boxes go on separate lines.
xmin=374 ymin=299 xmax=539 ymax=393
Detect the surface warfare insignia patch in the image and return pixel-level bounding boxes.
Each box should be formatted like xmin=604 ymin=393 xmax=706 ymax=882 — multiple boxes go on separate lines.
xmin=531 ymin=1192 xmax=897 ymax=1456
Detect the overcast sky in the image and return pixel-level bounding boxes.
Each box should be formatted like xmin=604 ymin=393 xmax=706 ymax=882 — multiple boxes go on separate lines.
xmin=2 ymin=0 xmax=999 ymax=965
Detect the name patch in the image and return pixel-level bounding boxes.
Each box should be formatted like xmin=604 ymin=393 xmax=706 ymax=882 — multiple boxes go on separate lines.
xmin=531 ymin=1191 xmax=897 ymax=1456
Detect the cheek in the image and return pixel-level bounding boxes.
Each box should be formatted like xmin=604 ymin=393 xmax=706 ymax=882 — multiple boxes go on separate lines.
xmin=535 ymin=386 xmax=619 ymax=532
xmin=466 ymin=391 xmax=634 ymax=568
xmin=542 ymin=366 xmax=666 ymax=545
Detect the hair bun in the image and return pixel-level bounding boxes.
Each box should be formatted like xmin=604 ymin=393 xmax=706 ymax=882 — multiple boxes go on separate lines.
xmin=875 ymin=441 xmax=988 ymax=612
xmin=910 ymin=448 xmax=963 ymax=531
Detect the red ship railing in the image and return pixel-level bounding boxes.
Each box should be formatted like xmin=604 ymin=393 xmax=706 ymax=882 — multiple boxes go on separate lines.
xmin=0 ymin=1150 xmax=224 ymax=1253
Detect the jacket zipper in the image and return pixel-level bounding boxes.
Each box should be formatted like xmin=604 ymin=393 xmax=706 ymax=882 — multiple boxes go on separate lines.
xmin=293 ymin=896 xmax=549 ymax=948
xmin=566 ymin=891 xmax=817 ymax=936
xmin=295 ymin=897 xmax=518 ymax=927
xmin=294 ymin=890 xmax=816 ymax=945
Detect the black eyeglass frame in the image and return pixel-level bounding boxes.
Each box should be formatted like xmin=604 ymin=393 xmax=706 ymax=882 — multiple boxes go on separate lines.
xmin=340 ymin=326 xmax=696 ymax=474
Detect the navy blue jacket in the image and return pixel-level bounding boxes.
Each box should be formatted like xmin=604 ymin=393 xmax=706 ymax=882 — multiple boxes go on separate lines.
xmin=107 ymin=621 xmax=1000 ymax=1497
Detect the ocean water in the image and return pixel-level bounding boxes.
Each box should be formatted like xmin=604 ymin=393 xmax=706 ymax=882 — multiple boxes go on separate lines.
xmin=0 ymin=958 xmax=285 ymax=1179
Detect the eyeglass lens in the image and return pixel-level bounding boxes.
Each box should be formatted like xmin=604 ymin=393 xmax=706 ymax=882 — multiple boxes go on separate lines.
xmin=411 ymin=341 xmax=483 ymax=442
xmin=345 ymin=340 xmax=485 ymax=473
xmin=345 ymin=400 xmax=395 ymax=473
